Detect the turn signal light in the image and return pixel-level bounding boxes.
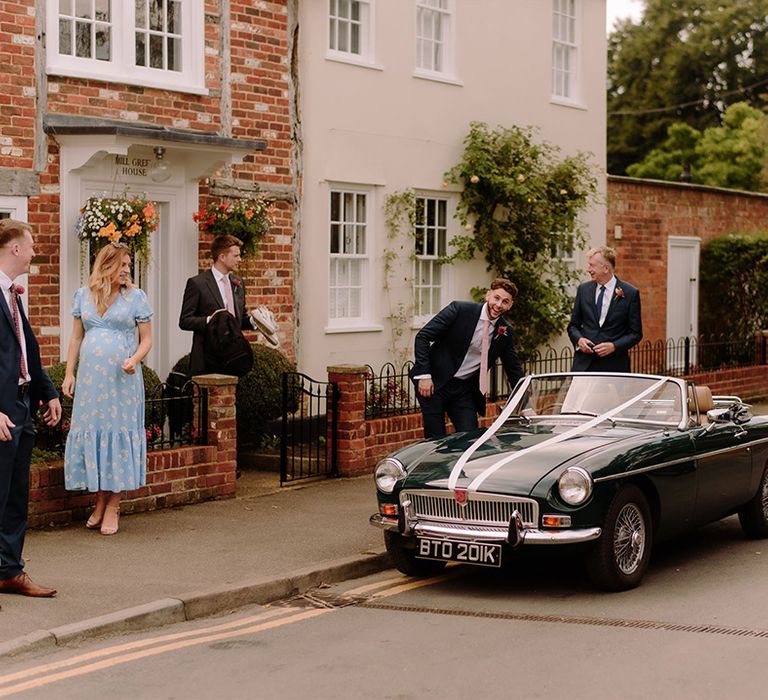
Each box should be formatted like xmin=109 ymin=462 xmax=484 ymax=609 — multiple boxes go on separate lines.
xmin=380 ymin=504 xmax=399 ymax=517
xmin=542 ymin=514 xmax=572 ymax=528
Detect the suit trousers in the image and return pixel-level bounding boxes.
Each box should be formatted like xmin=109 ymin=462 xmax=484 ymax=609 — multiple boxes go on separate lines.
xmin=418 ymin=376 xmax=479 ymax=439
xmin=0 ymin=388 xmax=34 ymax=579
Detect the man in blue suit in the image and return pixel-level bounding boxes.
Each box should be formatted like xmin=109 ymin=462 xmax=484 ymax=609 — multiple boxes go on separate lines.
xmin=567 ymin=246 xmax=643 ymax=372
xmin=411 ymin=278 xmax=524 ymax=438
xmin=0 ymin=220 xmax=61 ymax=604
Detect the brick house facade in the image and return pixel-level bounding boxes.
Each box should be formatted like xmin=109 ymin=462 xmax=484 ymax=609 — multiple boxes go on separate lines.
xmin=0 ymin=0 xmax=295 ymax=378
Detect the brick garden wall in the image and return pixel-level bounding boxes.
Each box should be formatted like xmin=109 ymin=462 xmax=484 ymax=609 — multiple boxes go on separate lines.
xmin=607 ymin=176 xmax=768 ymax=343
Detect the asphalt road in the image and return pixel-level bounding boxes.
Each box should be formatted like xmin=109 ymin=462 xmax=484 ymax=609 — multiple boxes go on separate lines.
xmin=2 ymin=514 xmax=767 ymax=699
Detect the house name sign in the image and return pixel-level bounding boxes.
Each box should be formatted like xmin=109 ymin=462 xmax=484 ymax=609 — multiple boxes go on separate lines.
xmin=114 ymin=155 xmax=151 ymax=178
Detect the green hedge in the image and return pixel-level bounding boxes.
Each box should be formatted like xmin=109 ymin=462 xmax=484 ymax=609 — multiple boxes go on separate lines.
xmin=171 ymin=343 xmax=297 ymax=446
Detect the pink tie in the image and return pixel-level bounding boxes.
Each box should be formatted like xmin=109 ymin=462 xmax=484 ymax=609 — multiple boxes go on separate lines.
xmin=10 ymin=286 xmax=28 ymax=380
xmin=223 ymin=276 xmax=235 ymax=316
xmin=479 ymin=319 xmax=490 ymax=396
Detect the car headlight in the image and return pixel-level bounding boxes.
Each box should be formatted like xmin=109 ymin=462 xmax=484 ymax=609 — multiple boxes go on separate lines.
xmin=374 ymin=457 xmax=406 ymax=493
xmin=558 ymin=466 xmax=593 ymax=506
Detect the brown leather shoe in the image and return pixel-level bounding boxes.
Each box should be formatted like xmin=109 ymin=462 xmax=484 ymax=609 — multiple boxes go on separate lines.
xmin=0 ymin=573 xmax=56 ymax=598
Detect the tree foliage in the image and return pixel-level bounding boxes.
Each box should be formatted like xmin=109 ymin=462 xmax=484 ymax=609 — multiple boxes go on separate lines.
xmin=627 ymin=102 xmax=768 ymax=190
xmin=699 ymin=233 xmax=768 ymax=339
xmin=608 ymin=0 xmax=768 ymax=175
xmin=445 ymin=122 xmax=598 ymax=357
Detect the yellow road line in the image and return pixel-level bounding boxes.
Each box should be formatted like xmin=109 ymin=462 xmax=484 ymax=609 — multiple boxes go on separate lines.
xmin=0 ymin=607 xmax=294 ymax=687
xmin=344 ymin=574 xmax=409 ymax=596
xmin=0 ymin=608 xmax=331 ymax=698
xmin=370 ymin=571 xmax=459 ymax=599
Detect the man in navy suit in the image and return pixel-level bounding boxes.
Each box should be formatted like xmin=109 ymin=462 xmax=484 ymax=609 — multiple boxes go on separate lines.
xmin=0 ymin=220 xmax=61 ymax=604
xmin=411 ymin=278 xmax=524 ymax=438
xmin=567 ymin=246 xmax=643 ymax=372
xmin=179 ymin=234 xmax=256 ymax=375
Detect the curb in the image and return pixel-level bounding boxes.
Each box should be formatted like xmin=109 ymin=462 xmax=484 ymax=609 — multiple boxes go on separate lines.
xmin=0 ymin=550 xmax=391 ymax=659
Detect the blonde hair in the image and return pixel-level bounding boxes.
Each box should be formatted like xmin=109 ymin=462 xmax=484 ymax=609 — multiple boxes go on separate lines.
xmin=88 ymin=243 xmax=132 ymax=314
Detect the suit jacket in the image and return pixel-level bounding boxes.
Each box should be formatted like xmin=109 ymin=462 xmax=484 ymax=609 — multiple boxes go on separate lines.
xmin=0 ymin=290 xmax=57 ymax=419
xmin=410 ymin=301 xmax=524 ymax=415
xmin=179 ymin=269 xmax=254 ymax=375
xmin=567 ymin=277 xmax=643 ymax=372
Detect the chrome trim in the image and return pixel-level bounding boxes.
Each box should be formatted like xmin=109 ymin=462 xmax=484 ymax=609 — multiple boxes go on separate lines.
xmin=413 ymin=521 xmax=602 ymax=545
xmin=401 ymin=489 xmax=539 ymax=528
xmin=594 ymin=437 xmax=768 ymax=483
xmin=370 ymin=513 xmax=399 ymax=532
xmin=370 ymin=513 xmax=602 ymax=545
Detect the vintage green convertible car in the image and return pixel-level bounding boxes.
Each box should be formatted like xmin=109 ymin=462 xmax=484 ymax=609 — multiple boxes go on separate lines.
xmin=370 ymin=372 xmax=768 ymax=590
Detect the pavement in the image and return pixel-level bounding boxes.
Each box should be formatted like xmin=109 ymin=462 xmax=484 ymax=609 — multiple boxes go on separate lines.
xmin=0 ymin=471 xmax=390 ymax=658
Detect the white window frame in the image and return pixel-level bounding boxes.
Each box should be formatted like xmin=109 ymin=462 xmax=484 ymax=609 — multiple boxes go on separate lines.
xmin=412 ymin=193 xmax=450 ymax=326
xmin=551 ymin=0 xmax=582 ymax=106
xmin=45 ymin=0 xmax=206 ymax=95
xmin=326 ymin=185 xmax=376 ymax=332
xmin=326 ymin=0 xmax=379 ymax=69
xmin=414 ymin=0 xmax=456 ymax=82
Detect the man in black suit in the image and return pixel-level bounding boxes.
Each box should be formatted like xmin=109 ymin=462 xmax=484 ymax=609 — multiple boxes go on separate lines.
xmin=411 ymin=278 xmax=524 ymax=439
xmin=179 ymin=235 xmax=256 ymax=375
xmin=567 ymin=246 xmax=643 ymax=372
xmin=0 ymin=220 xmax=61 ymax=603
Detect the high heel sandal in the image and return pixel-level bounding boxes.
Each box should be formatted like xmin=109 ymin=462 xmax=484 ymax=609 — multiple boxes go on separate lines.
xmin=100 ymin=506 xmax=120 ymax=536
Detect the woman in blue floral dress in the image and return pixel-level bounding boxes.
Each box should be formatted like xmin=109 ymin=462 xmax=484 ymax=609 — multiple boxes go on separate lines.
xmin=62 ymin=243 xmax=153 ymax=535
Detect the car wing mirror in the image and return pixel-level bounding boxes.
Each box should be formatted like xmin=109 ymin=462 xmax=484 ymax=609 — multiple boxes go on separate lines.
xmin=706 ymin=405 xmax=752 ymax=426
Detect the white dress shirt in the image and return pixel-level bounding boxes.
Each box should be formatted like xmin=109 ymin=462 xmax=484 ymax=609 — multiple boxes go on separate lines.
xmin=595 ymin=276 xmax=617 ymax=327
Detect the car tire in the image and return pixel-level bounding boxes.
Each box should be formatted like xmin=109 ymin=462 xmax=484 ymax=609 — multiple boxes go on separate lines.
xmin=585 ymin=484 xmax=652 ymax=592
xmin=384 ymin=531 xmax=447 ymax=577
xmin=738 ymin=464 xmax=768 ymax=538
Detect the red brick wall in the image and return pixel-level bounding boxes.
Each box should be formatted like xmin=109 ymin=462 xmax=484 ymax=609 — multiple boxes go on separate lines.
xmin=0 ymin=0 xmax=294 ymax=364
xmin=607 ymin=176 xmax=768 ymax=343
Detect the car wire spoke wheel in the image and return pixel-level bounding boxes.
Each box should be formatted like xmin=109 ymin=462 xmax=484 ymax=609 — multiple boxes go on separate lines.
xmin=614 ymin=503 xmax=646 ymax=575
xmin=738 ymin=464 xmax=768 ymax=539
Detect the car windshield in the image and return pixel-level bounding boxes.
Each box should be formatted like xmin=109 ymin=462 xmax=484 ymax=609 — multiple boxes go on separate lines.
xmin=510 ymin=374 xmax=684 ymax=427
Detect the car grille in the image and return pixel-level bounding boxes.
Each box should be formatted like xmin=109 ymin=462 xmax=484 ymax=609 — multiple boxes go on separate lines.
xmin=401 ymin=490 xmax=539 ymax=528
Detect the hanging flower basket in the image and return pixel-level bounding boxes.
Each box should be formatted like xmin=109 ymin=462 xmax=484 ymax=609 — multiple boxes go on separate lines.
xmin=192 ymin=194 xmax=273 ymax=257
xmin=76 ymin=194 xmax=159 ymax=267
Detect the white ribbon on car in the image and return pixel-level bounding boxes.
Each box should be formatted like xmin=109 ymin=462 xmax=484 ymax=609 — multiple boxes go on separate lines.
xmin=447 ymin=376 xmax=670 ymax=493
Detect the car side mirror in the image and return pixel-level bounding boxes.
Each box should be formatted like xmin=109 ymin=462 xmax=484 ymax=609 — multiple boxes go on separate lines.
xmin=706 ymin=405 xmax=752 ymax=426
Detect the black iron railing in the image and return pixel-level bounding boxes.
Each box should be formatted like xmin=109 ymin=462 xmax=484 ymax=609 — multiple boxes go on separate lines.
xmin=367 ymin=333 xmax=766 ymax=417
xmin=33 ymin=374 xmax=208 ymax=459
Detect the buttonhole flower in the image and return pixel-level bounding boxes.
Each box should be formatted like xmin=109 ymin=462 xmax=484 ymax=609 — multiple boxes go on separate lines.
xmin=614 ymin=287 xmax=625 ymax=299
xmin=231 ymin=277 xmax=241 ymax=288
xmin=496 ymin=324 xmax=508 ymax=337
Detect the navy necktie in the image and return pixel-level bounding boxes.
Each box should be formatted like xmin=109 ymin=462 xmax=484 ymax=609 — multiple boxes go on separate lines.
xmin=595 ymin=285 xmax=606 ymax=323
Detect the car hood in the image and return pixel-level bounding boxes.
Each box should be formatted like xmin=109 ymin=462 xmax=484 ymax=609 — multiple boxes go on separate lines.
xmin=400 ymin=422 xmax=646 ymax=495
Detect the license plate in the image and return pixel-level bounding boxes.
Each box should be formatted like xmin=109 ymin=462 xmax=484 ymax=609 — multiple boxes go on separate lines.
xmin=416 ymin=537 xmax=502 ymax=568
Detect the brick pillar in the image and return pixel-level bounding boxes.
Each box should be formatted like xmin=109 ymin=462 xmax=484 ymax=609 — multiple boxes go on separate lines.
xmin=327 ymin=364 xmax=368 ymax=478
xmin=193 ymin=374 xmax=239 ymax=496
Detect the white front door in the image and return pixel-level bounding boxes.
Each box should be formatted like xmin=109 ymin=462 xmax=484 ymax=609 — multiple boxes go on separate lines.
xmin=666 ymin=237 xmax=700 ymax=340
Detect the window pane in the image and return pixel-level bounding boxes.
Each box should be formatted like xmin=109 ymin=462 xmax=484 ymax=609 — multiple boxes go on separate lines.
xmin=168 ymin=1 xmax=181 ymax=33
xmin=59 ymin=18 xmax=73 ymax=55
xmin=168 ymin=36 xmax=181 ymax=70
xmin=437 ymin=229 xmax=446 ymax=256
xmin=338 ymin=21 xmax=348 ymax=51
xmin=135 ymin=31 xmax=146 ymax=65
xmin=350 ymin=260 xmax=361 ymax=285
xmin=95 ymin=0 xmax=109 ymax=21
xmin=355 ymin=193 xmax=366 ymax=223
xmin=149 ymin=33 xmax=164 ymax=68
xmin=356 ymin=225 xmax=365 ymax=254
xmin=150 ymin=0 xmax=164 ymax=31
xmin=437 ymin=200 xmax=446 ymax=226
xmin=351 ymin=0 xmax=359 ymax=21
xmin=330 ymin=192 xmax=340 ymax=221
xmin=330 ymin=223 xmax=340 ymax=254
xmin=350 ymin=22 xmax=359 ymax=53
xmin=75 ymin=20 xmax=91 ymax=57
xmin=349 ymin=288 xmax=361 ymax=317
xmin=426 ymin=198 xmax=435 ymax=227
xmin=339 ymin=0 xmax=349 ymax=18
xmin=343 ymin=192 xmax=354 ymax=222
xmin=136 ymin=0 xmax=146 ymax=28
xmin=76 ymin=0 xmax=92 ymax=19
xmin=343 ymin=224 xmax=354 ymax=254
xmin=60 ymin=0 xmax=73 ymax=13
xmin=426 ymin=230 xmax=435 ymax=256
xmin=95 ymin=24 xmax=110 ymax=60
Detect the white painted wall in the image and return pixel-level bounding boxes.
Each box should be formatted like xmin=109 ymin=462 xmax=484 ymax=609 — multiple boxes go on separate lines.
xmin=296 ymin=0 xmax=607 ymax=379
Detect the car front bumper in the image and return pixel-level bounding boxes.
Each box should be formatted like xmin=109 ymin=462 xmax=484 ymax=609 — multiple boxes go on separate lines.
xmin=370 ymin=513 xmax=602 ymax=545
